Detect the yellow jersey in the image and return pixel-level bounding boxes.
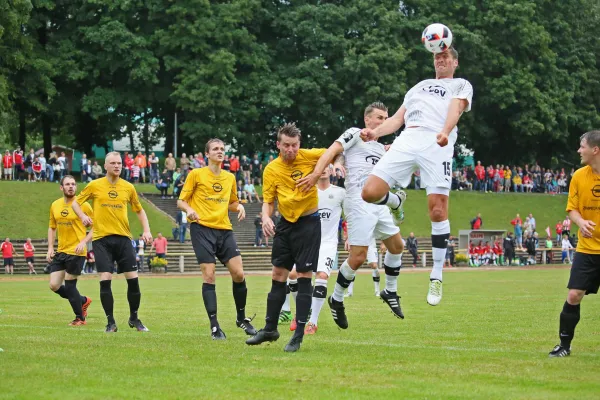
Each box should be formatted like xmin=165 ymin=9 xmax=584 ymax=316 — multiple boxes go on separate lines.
xmin=49 ymin=198 xmax=93 ymax=256
xmin=178 ymin=167 xmax=238 ymax=230
xmin=566 ymin=165 xmax=600 ymax=254
xmin=262 ymin=148 xmax=326 ymax=223
xmin=76 ymin=177 xmax=143 ymax=240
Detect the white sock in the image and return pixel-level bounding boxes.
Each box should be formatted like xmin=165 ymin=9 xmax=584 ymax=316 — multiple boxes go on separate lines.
xmin=281 ymin=293 xmax=291 ymax=312
xmin=377 ymin=192 xmax=400 ymax=209
xmin=430 ymin=220 xmax=450 ymax=281
xmin=333 ymin=260 xmax=355 ymax=302
xmin=309 ymin=278 xmax=328 ymax=325
xmin=347 ymin=281 xmax=354 ymax=295
xmin=288 ymin=279 xmax=298 ymax=310
xmin=372 ymin=269 xmax=380 ymax=292
xmin=384 ymin=252 xmax=402 ymax=292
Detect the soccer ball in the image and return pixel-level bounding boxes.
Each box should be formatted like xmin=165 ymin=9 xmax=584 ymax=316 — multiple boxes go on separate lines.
xmin=421 ymin=23 xmax=453 ymax=54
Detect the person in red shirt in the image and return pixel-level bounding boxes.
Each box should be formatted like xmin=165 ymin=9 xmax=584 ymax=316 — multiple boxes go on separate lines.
xmin=471 ymin=213 xmax=483 ymax=230
xmin=523 ymin=174 xmax=533 ymax=192
xmin=23 ymin=238 xmax=37 ymax=275
xmin=124 ymin=153 xmax=134 ymax=182
xmin=150 ymin=233 xmax=169 ymax=273
xmin=32 ymin=157 xmax=42 ymax=181
xmin=468 ymin=241 xmax=477 ymax=266
xmin=486 ymin=166 xmax=495 ymax=193
xmin=474 ymin=242 xmax=483 ymax=267
xmin=229 ymin=155 xmax=240 ymax=180
xmin=555 ymin=220 xmax=563 ymax=246
xmin=511 ymin=214 xmax=522 ymax=227
xmin=474 ymin=161 xmax=485 ymax=192
xmin=493 ymin=240 xmax=503 ymax=266
xmin=1 ymin=238 xmax=18 ymax=275
xmin=13 ymin=148 xmax=23 ymax=181
xmin=3 ymin=150 xmax=13 ymax=180
xmin=481 ymin=241 xmax=492 ymax=265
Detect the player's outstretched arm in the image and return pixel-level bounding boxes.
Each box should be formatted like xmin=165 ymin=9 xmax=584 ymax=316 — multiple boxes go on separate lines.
xmin=177 ymin=199 xmax=198 ymax=222
xmin=135 ymin=209 xmax=153 ymax=244
xmin=437 ymin=98 xmax=469 ymax=146
xmin=262 ymin=202 xmax=276 ymax=237
xmin=46 ymin=228 xmax=56 ymax=262
xmin=361 ymin=105 xmax=406 ymax=141
xmin=296 ymin=141 xmax=344 ymax=193
xmin=71 ymin=201 xmax=93 ymax=227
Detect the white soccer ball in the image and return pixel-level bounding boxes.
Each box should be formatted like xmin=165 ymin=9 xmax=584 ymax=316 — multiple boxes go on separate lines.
xmin=421 ymin=23 xmax=453 ymax=54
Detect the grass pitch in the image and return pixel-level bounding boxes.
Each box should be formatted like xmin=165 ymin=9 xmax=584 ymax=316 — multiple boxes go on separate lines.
xmin=0 ymin=268 xmax=599 ymax=399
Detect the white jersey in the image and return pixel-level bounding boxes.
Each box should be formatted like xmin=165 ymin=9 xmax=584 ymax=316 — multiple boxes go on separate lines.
xmin=403 ymin=78 xmax=473 ymax=140
xmin=318 ymin=185 xmax=345 ymax=244
xmin=336 ymin=127 xmax=386 ymax=199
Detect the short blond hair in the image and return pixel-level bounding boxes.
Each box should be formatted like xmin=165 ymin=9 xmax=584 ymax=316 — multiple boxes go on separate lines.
xmin=105 ymin=151 xmax=122 ymax=160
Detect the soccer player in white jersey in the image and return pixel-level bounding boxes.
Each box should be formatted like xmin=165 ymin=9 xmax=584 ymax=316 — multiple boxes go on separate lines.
xmin=297 ymin=102 xmax=406 ymax=329
xmin=345 ymin=239 xmax=381 ymax=298
xmin=361 ymin=48 xmax=473 ymax=306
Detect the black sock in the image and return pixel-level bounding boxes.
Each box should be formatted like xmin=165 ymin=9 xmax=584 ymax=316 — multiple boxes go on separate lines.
xmin=53 ymin=285 xmax=68 ymax=299
xmin=294 ymin=278 xmax=312 ymax=337
xmin=80 ymin=295 xmax=87 ymax=304
xmin=264 ymin=280 xmax=287 ymax=331
xmin=126 ymin=278 xmax=141 ymax=321
xmin=232 ymin=280 xmax=247 ymax=321
xmin=559 ymin=301 xmax=581 ymax=348
xmin=65 ymin=280 xmax=84 ymax=320
xmin=202 ymin=283 xmax=218 ymax=329
xmin=100 ymin=280 xmax=115 ymax=324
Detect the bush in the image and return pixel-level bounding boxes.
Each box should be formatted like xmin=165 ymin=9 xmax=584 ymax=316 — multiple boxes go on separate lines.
xmin=150 ymin=257 xmax=168 ymax=273
xmin=454 ymin=253 xmax=469 ymax=266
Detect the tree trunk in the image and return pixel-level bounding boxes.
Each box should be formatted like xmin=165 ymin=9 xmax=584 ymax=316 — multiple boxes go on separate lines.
xmin=19 ymin=105 xmax=26 ymax=151
xmin=42 ymin=114 xmax=52 ymax=157
xmin=143 ymin=112 xmax=150 ymax=156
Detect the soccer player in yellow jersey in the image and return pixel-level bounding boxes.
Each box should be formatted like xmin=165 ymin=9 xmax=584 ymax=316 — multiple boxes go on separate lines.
xmin=72 ymin=152 xmax=153 ymax=333
xmin=246 ymin=123 xmax=327 ymax=352
xmin=47 ymin=175 xmax=93 ymax=326
xmin=177 ymin=139 xmax=255 ymax=340
xmin=549 ymin=131 xmax=600 ymax=357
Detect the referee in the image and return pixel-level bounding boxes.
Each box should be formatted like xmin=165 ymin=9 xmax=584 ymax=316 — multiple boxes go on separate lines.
xmin=72 ymin=152 xmax=153 ymax=333
xmin=549 ymin=130 xmax=600 ymax=357
xmin=246 ymin=123 xmax=326 ymax=352
xmin=177 ymin=139 xmax=256 ymax=340
xmin=47 ymin=175 xmax=93 ymax=325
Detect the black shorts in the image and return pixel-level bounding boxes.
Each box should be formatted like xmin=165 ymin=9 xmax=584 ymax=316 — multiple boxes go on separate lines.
xmin=3 ymin=258 xmax=13 ymax=266
xmin=567 ymin=252 xmax=600 ymax=295
xmin=190 ymin=223 xmax=240 ymax=265
xmin=25 ymin=257 xmax=34 ymax=264
xmin=48 ymin=253 xmax=85 ymax=275
xmin=93 ymin=235 xmax=138 ymax=274
xmin=272 ymin=212 xmax=321 ymax=273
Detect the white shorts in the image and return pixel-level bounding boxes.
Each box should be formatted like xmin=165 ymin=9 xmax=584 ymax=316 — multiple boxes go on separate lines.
xmin=367 ymin=239 xmax=378 ymax=264
xmin=317 ymin=241 xmax=338 ymax=277
xmin=372 ymin=128 xmax=455 ymax=196
xmin=344 ymin=198 xmax=399 ymax=247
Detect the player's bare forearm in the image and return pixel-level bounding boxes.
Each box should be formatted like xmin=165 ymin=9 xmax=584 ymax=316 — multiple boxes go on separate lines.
xmin=136 ymin=209 xmax=151 ymax=234
xmin=228 ymin=202 xmax=240 ymax=212
xmin=374 ymin=105 xmax=406 ymax=137
xmin=71 ymin=201 xmax=86 ymax=220
xmin=262 ymin=202 xmax=274 ymax=218
xmin=177 ymin=199 xmax=194 ymax=214
xmin=568 ymin=210 xmax=585 ymax=227
xmin=83 ymin=228 xmax=94 ymax=244
xmin=313 ymin=142 xmax=344 ymax=176
xmin=441 ymin=98 xmax=468 ymax=135
xmin=47 ymin=228 xmax=56 ymax=251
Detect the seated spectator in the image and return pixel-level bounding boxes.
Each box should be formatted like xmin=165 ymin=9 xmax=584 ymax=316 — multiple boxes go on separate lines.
xmin=244 ymin=181 xmax=260 ymax=203
xmin=173 ymin=175 xmax=185 ymax=197
xmin=237 ymin=179 xmax=247 ymax=202
xmin=458 ymin=173 xmax=472 ymax=191
xmin=522 ymin=174 xmax=533 ymax=192
xmin=32 ymin=158 xmax=42 ymax=181
xmin=173 ymin=167 xmax=181 ymax=184
xmin=91 ymin=161 xmax=103 ymax=179
xmin=512 ymin=174 xmax=523 ymax=192
xmin=156 ymin=168 xmax=170 ymax=198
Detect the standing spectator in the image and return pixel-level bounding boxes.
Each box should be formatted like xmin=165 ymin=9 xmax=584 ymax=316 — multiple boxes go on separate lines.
xmin=561 ymin=233 xmax=573 ymax=264
xmin=194 ymin=152 xmax=206 ymax=169
xmin=134 ymin=152 xmax=147 ymax=183
xmin=1 ymin=238 xmax=18 ymax=275
xmin=528 ymin=213 xmax=537 ymax=232
xmin=251 ymin=154 xmax=262 ymax=185
xmin=173 ymin=167 xmax=181 ymax=186
xmin=82 ymin=160 xmax=93 ymax=182
xmin=79 ymin=153 xmax=88 ymax=181
xmin=176 ymin=210 xmax=188 ymax=243
xmin=180 ymin=153 xmax=190 ymax=172
xmin=254 ymin=212 xmax=264 ymax=247
xmin=23 ymin=238 xmax=37 ymax=274
xmin=137 ymin=234 xmax=146 ymax=272
xmin=91 ymin=161 xmax=103 ymax=179
xmin=523 ymin=217 xmax=533 ymax=238
xmin=230 ymin=154 xmax=240 ymax=180
xmin=445 ymin=235 xmax=455 ymax=268
xmin=173 ymin=174 xmax=186 ymax=198
xmin=504 ymin=166 xmax=512 ymax=192
xmin=124 ymin=153 xmax=134 ymax=181
xmin=525 ymin=233 xmax=537 ymax=265
xmin=470 ymin=213 xmax=483 ymax=230
xmin=503 ymin=232 xmax=516 ymax=265
xmin=244 ymin=181 xmax=260 ymax=203
xmin=149 ymin=152 xmax=160 ymax=183
xmin=38 ymin=153 xmax=47 ymax=182
xmin=514 ymin=221 xmax=523 ymax=251
xmin=474 ymin=161 xmax=485 ymax=192
xmin=32 ymin=157 xmax=42 ymax=181
xmin=272 ymin=210 xmax=281 ymax=226
xmin=511 ymin=213 xmax=522 ymax=228
xmin=557 ymin=175 xmax=567 ymax=193
xmin=241 ymin=155 xmax=251 ymax=183
xmin=25 ymin=148 xmax=35 ymax=182
xmin=545 ymin=236 xmax=554 ymax=264
xmin=562 ymin=215 xmax=571 ymax=238
xmin=151 ymin=233 xmax=169 ymax=272
xmin=3 ymin=150 xmax=13 ymax=180
xmin=512 ymin=173 xmax=523 ymax=192
xmin=131 ymin=163 xmax=140 ymax=183
xmin=156 ymin=169 xmax=170 ymax=198
xmin=57 ymin=152 xmax=67 ymax=180
xmin=555 ymin=220 xmax=563 ymax=246
xmin=222 ymin=154 xmax=231 ymax=171
xmin=47 ymin=152 xmax=56 ymax=182
xmin=406 ymin=232 xmax=419 ymax=268
xmin=165 ymin=153 xmax=176 ymax=179
xmin=13 ymin=148 xmax=24 ymax=181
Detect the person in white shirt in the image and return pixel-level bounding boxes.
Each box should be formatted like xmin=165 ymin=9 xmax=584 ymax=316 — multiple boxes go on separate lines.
xmin=137 ymin=234 xmax=146 ymax=272
xmin=528 ymin=213 xmax=537 ymax=232
xmin=561 ymin=234 xmax=574 ymax=264
xmin=296 ymin=102 xmax=406 ymax=327
xmin=243 ymin=182 xmax=260 ymax=203
xmin=360 ymin=47 xmax=473 ymax=307
xmin=38 ymin=154 xmax=47 ymax=181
